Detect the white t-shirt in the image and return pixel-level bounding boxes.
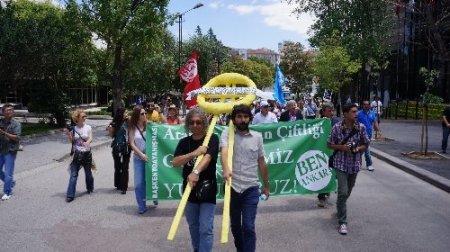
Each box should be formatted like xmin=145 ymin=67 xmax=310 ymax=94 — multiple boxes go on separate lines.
xmin=73 ymin=124 xmax=92 ymax=152
xmin=371 ymin=100 xmax=383 ymax=115
xmin=252 ymin=112 xmax=278 ymax=124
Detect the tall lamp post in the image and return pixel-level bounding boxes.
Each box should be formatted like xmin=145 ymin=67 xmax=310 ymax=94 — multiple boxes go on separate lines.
xmin=177 ymin=3 xmax=204 ymax=70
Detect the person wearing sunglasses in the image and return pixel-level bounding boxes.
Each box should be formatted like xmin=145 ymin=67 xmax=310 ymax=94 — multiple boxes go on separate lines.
xmin=128 ymin=105 xmax=156 ymax=214
xmin=173 ymin=108 xmax=219 ymax=252
xmin=64 ymin=109 xmax=94 ymax=203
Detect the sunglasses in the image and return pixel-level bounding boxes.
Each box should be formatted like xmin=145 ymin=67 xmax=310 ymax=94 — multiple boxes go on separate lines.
xmin=81 ymin=115 xmax=87 ymax=118
xmin=140 ymin=112 xmax=147 ymax=116
xmin=189 ymin=120 xmax=203 ymax=126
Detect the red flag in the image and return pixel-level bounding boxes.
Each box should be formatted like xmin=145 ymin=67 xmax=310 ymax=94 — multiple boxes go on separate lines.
xmin=178 ymin=51 xmax=201 ymax=108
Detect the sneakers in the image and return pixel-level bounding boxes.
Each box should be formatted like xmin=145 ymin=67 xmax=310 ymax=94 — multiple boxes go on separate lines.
xmin=66 ymin=197 xmax=74 ymax=203
xmin=317 ymin=199 xmax=326 ymax=208
xmin=338 ymin=224 xmax=348 ymax=235
xmin=367 ymin=165 xmax=374 ymax=171
xmin=1 ymin=194 xmax=11 ymax=201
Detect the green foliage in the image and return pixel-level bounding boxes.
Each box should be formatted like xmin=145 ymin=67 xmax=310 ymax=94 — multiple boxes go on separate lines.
xmin=279 ymin=41 xmax=314 ymax=95
xmin=79 ymin=0 xmax=170 ymax=111
xmin=0 ymin=0 xmax=96 ymax=125
xmin=385 ymin=102 xmax=447 ymax=120
xmin=419 ymin=67 xmax=441 ymax=105
xmin=221 ymin=55 xmax=274 ymax=88
xmin=313 ymin=35 xmax=360 ymax=93
xmin=183 ymin=27 xmax=229 ymax=84
xmin=21 ymin=123 xmax=58 ymax=136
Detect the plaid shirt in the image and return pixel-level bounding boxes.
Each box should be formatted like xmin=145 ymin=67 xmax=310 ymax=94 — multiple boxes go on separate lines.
xmin=327 ymin=122 xmax=370 ymax=174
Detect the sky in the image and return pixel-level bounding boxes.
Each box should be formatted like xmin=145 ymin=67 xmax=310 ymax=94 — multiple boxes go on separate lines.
xmin=167 ymin=0 xmax=315 ymax=51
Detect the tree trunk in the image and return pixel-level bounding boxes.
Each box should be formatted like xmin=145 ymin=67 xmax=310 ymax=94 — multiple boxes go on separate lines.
xmin=112 ymin=43 xmax=123 ymax=115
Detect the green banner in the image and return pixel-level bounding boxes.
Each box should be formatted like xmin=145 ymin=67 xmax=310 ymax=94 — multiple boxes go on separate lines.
xmin=146 ymin=118 xmax=335 ymax=201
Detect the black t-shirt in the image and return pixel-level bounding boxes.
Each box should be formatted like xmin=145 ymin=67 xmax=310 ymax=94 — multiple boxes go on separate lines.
xmin=443 ymin=106 xmax=450 ymax=127
xmin=174 ymin=134 xmax=219 ymax=204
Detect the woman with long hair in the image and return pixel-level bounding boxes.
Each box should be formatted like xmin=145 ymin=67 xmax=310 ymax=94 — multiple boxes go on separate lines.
xmin=64 ymin=109 xmax=94 ymax=203
xmin=172 ymin=108 xmax=219 ymax=252
xmin=128 ymin=105 xmax=150 ymax=214
xmin=108 ymin=107 xmax=130 ymax=194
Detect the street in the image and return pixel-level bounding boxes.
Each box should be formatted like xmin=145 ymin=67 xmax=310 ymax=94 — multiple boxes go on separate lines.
xmin=1 ymin=145 xmax=450 ymax=252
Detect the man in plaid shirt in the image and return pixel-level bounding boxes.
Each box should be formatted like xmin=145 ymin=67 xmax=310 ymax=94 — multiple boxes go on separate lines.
xmin=327 ymin=103 xmax=370 ymax=235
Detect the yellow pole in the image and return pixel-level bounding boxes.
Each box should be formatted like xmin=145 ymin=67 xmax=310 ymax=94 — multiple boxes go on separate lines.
xmin=167 ymin=115 xmax=219 ymax=240
xmin=221 ymin=121 xmax=234 ymax=243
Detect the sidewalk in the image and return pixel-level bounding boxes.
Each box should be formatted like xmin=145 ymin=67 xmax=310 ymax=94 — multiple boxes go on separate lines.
xmin=370 ymin=120 xmax=450 ymax=192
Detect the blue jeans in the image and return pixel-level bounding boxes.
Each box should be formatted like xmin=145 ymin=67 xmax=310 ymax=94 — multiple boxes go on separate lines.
xmin=336 ymin=169 xmax=358 ymax=225
xmin=133 ymin=158 xmax=146 ymax=212
xmin=66 ymin=158 xmax=94 ymax=198
xmin=442 ymin=126 xmax=450 ymax=152
xmin=185 ymin=202 xmax=216 ymax=252
xmin=0 ymin=152 xmax=17 ymax=195
xmin=364 ymin=146 xmax=373 ymax=167
xmin=230 ymin=186 xmax=259 ymax=252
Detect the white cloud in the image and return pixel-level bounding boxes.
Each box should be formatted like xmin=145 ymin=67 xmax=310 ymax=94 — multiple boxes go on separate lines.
xmin=208 ymin=1 xmax=225 ymax=9
xmin=227 ymin=2 xmax=315 ymax=37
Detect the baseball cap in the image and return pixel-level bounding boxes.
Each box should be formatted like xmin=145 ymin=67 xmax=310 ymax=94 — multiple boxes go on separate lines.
xmin=260 ymin=100 xmax=269 ymax=107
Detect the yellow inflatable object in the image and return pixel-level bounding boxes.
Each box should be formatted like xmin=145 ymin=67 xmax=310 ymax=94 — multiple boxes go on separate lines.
xmin=168 ymin=73 xmax=256 ymax=243
xmin=197 ymin=73 xmax=257 ymax=114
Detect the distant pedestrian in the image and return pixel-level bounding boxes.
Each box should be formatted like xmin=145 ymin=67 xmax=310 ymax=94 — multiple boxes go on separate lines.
xmin=252 ymin=100 xmax=277 ymax=124
xmin=304 ymin=97 xmax=319 ymax=119
xmin=166 ymin=105 xmax=183 ymax=125
xmin=441 ymin=105 xmax=450 ymax=154
xmin=357 ymin=100 xmax=379 ymax=171
xmin=221 ymin=104 xmax=270 ymax=252
xmin=371 ymin=96 xmax=383 ymax=129
xmin=279 ymin=100 xmax=303 ymax=122
xmin=172 ymin=108 xmax=219 ymax=252
xmin=145 ymin=100 xmax=167 ymax=123
xmin=108 ymin=108 xmax=130 ymax=194
xmin=0 ymin=103 xmax=21 ymax=201
xmin=64 ymin=109 xmax=94 ymax=203
xmin=317 ymin=102 xmax=339 ymax=208
xmin=328 ymin=104 xmax=369 ymax=235
xmin=297 ymin=99 xmax=307 ymax=119
xmin=128 ymin=105 xmax=155 ymax=214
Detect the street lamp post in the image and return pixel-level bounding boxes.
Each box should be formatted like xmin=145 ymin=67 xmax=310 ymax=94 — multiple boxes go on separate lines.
xmin=177 ymin=3 xmax=204 ymax=70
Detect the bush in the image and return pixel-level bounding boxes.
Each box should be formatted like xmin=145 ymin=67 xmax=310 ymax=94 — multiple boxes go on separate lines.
xmin=385 ymin=101 xmax=447 ymax=120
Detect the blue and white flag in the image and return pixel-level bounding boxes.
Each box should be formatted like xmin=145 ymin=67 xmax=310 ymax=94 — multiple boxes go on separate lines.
xmin=273 ymin=64 xmax=285 ymax=106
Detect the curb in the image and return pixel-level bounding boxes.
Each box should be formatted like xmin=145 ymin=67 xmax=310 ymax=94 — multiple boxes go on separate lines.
xmin=371 ymin=147 xmax=450 ymax=193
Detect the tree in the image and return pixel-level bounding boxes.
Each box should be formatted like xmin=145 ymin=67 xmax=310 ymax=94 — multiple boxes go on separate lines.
xmin=0 ymin=0 xmax=96 ymax=125
xmin=79 ymin=0 xmax=169 ymax=112
xmin=418 ymin=67 xmax=442 ymax=155
xmin=221 ymin=55 xmax=274 ymax=89
xmin=183 ymin=26 xmax=228 ymax=84
xmin=285 ymin=0 xmax=392 ymax=99
xmin=279 ymin=41 xmax=314 ymax=97
xmin=313 ymin=35 xmax=360 ymax=112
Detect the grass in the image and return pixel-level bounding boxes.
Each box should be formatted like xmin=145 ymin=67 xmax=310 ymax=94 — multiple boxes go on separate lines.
xmin=21 ymin=123 xmax=59 ymax=136
xmin=385 ymin=102 xmax=448 ymax=120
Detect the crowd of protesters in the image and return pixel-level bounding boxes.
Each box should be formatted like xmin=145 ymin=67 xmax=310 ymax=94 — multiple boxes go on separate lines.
xmin=0 ymin=93 xmax=385 ymax=252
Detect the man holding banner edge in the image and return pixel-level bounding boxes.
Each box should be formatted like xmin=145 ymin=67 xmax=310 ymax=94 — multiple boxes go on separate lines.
xmin=221 ymin=104 xmax=269 ymax=252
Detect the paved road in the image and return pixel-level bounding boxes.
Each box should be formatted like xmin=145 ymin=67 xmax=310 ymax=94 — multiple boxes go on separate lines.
xmin=17 ymin=118 xmax=111 ymax=173
xmin=1 ymin=146 xmax=450 ymax=252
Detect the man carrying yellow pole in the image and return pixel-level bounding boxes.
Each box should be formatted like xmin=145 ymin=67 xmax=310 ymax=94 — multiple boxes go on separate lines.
xmin=220 ymin=104 xmax=270 ymax=252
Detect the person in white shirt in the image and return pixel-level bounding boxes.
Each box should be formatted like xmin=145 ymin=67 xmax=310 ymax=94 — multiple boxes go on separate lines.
xmin=252 ymin=100 xmax=278 ymax=124
xmin=370 ymin=96 xmax=383 ymax=122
